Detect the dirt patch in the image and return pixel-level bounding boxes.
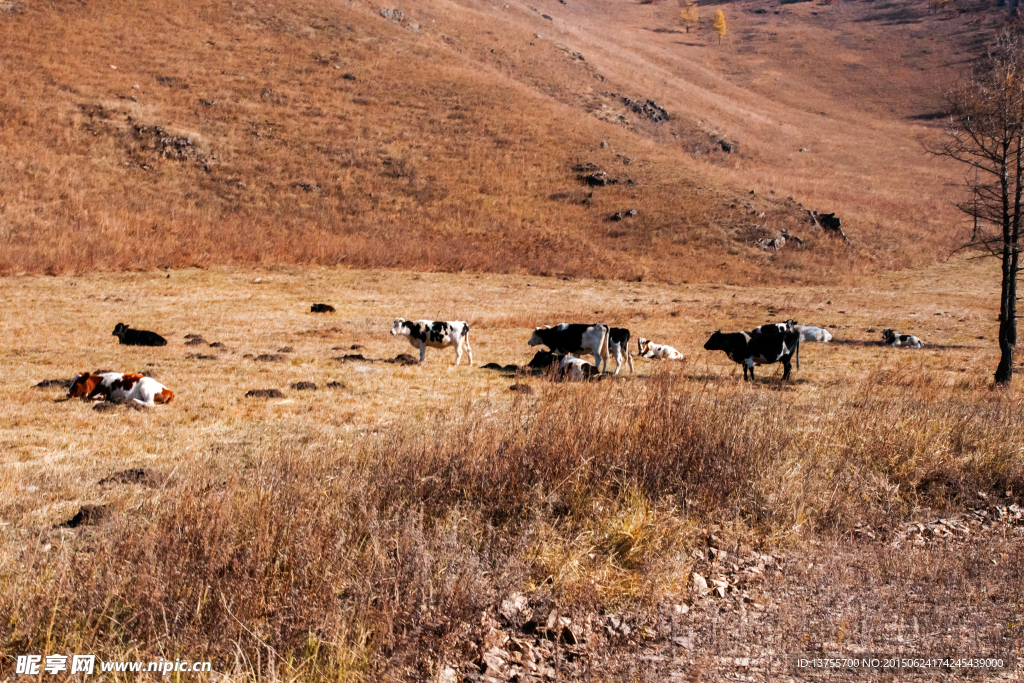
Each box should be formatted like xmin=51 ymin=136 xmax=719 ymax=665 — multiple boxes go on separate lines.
xmin=59 ymin=504 xmax=110 ymax=528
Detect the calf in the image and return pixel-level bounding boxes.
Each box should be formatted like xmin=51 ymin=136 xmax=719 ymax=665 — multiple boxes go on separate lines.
xmin=882 ymin=329 xmax=924 ymax=348
xmin=68 ymin=372 xmax=175 ymax=406
xmin=796 ymin=325 xmax=833 ymax=343
xmin=527 ymin=349 xmax=561 ymax=371
xmin=704 ymin=329 xmax=800 ymax=381
xmin=390 ymin=319 xmax=473 ymax=365
xmin=558 ymin=354 xmax=603 ymax=380
xmin=637 ymin=337 xmax=685 ymax=360
xmin=528 ymin=323 xmax=610 ymax=372
xmin=112 ymin=323 xmax=167 ymax=347
xmin=608 ymin=327 xmax=634 ymax=374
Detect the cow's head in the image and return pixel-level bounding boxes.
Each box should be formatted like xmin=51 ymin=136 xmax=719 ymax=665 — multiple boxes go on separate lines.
xmin=784 ymin=319 xmax=798 ymax=330
xmin=637 ymin=338 xmax=650 ymax=355
xmin=703 ymin=331 xmax=727 ymax=351
xmin=527 ymin=326 xmax=551 ymax=347
xmin=527 ymin=350 xmax=559 ymax=369
xmin=390 ymin=319 xmax=409 ymax=336
xmin=881 ymin=328 xmax=896 ymax=344
xmin=112 ymin=322 xmax=128 ymax=337
xmin=67 ymin=372 xmax=101 ymax=399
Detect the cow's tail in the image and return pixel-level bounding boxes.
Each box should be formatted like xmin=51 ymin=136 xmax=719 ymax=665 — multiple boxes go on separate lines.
xmin=794 ymin=335 xmax=800 ymax=369
xmin=601 ymin=324 xmax=610 ymax=374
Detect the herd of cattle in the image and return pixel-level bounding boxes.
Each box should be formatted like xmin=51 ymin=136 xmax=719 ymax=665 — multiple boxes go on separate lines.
xmin=62 ymin=318 xmax=927 ymax=406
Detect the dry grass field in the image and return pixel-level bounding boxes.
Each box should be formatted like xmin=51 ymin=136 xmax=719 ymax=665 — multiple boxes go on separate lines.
xmin=0 ymin=0 xmax=1006 ymax=282
xmin=4 ymin=0 xmax=1024 ymax=679
xmin=1 ymin=258 xmax=1022 ymax=680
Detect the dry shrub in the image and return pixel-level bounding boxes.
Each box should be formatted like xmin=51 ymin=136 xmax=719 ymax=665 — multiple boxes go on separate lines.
xmin=3 ymin=369 xmax=1022 ymax=677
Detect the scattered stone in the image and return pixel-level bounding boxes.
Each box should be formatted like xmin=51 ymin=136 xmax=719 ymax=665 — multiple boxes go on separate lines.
xmin=208 ymin=342 xmax=227 ymax=349
xmin=184 ymin=336 xmax=208 ymax=346
xmin=290 ymin=381 xmax=317 ymax=391
xmin=500 ymin=593 xmax=530 ymax=622
xmin=391 ymin=353 xmax=418 ymax=366
xmin=336 ymin=354 xmax=367 ymax=362
xmin=98 ymin=468 xmax=152 ymax=486
xmin=245 ymin=388 xmax=285 ymax=398
xmin=343 ymin=72 xmax=357 ymax=81
xmin=808 ymin=210 xmax=850 ymax=243
xmin=311 ymin=303 xmax=336 ymax=313
xmin=326 ymin=381 xmax=347 ymax=389
xmin=720 ymin=139 xmax=735 ymax=153
xmin=277 ymin=346 xmax=294 ymax=353
xmin=254 ymin=353 xmax=285 ymax=362
xmin=615 ymin=94 xmax=670 ymax=123
xmin=60 ymin=504 xmax=109 ymax=528
xmin=692 ymin=572 xmax=709 ymax=594
xmin=185 ymin=353 xmax=217 ymax=360
xmin=350 ymin=344 xmax=364 ymax=350
xmin=379 ymin=7 xmax=404 ymax=21
xmin=582 ymin=171 xmax=618 ymax=187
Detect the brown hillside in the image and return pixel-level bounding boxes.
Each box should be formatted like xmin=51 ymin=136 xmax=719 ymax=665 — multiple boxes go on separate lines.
xmin=0 ymin=0 xmax=1005 ymax=281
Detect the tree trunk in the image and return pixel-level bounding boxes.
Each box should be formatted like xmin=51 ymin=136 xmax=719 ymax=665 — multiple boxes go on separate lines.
xmin=995 ymin=247 xmax=1017 ymax=384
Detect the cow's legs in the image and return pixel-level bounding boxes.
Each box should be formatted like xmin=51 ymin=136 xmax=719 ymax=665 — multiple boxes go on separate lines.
xmin=419 ymin=341 xmax=427 ymax=364
xmin=781 ymin=358 xmax=792 ymax=381
xmin=454 ymin=342 xmax=462 ymax=366
xmin=626 ymin=349 xmax=635 ymax=374
xmin=613 ymin=348 xmax=623 ymax=375
xmin=593 ymin=351 xmax=603 ymax=372
xmin=743 ymin=358 xmax=754 ymax=381
xmin=463 ymin=335 xmax=473 ymax=365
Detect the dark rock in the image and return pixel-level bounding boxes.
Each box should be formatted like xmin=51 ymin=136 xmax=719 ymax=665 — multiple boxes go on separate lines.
xmin=582 ymin=172 xmax=618 ymax=187
xmin=510 ymin=384 xmax=533 ymax=394
xmin=185 ymin=353 xmax=217 ymax=360
xmin=208 ymin=342 xmax=226 ymax=348
xmin=277 ymin=346 xmax=294 ymax=353
xmin=720 ymin=140 xmax=734 ymax=153
xmin=184 ymin=337 xmax=208 ymax=346
xmin=290 ymin=381 xmax=317 ymax=391
xmin=326 ymin=381 xmax=347 ymax=389
xmin=350 ymin=344 xmax=364 ymax=350
xmin=342 ymin=72 xmax=357 ymax=81
xmin=254 ymin=354 xmax=285 ymax=362
xmin=336 ymin=354 xmax=367 ymax=362
xmin=245 ymin=388 xmax=285 ymax=398
xmin=542 ymin=13 xmax=552 ymax=19
xmin=616 ymin=94 xmax=670 ymax=123
xmin=34 ymin=378 xmax=71 ymax=389
xmin=98 ymin=468 xmax=152 ymax=486
xmin=61 ymin=504 xmax=110 ymax=528
xmin=311 ymin=303 xmax=336 ymax=313
xmin=392 ymin=353 xmax=419 ymax=366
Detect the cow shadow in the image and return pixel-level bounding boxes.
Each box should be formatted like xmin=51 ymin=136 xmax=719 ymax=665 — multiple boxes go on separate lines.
xmin=827 ymin=339 xmax=971 ymax=351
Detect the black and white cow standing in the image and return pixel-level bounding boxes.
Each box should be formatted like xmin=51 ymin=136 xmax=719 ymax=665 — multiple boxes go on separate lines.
xmin=704 ymin=328 xmax=801 ymax=381
xmin=390 ymin=319 xmax=473 ymax=365
xmin=528 ymin=323 xmax=610 ymax=372
xmin=608 ymin=327 xmax=634 ymax=374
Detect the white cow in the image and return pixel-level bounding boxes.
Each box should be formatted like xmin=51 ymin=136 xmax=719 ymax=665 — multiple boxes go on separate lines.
xmin=68 ymin=372 xmax=175 ymax=406
xmin=637 ymin=338 xmax=685 ymax=360
xmin=882 ymin=329 xmax=924 ymax=348
xmin=796 ymin=325 xmax=833 ymax=342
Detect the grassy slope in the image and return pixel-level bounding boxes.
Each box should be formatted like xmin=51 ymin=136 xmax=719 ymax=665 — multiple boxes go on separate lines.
xmin=0 ymin=0 xmax=1004 ymax=282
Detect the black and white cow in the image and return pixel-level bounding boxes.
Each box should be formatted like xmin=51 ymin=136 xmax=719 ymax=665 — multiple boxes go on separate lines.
xmin=112 ymin=323 xmax=167 ymax=347
xmin=608 ymin=327 xmax=634 ymax=374
xmin=390 ymin=319 xmax=473 ymax=365
xmin=637 ymin=338 xmax=685 ymax=360
xmin=558 ymin=354 xmax=603 ymax=380
xmin=881 ymin=328 xmax=924 ymax=349
xmin=528 ymin=323 xmax=610 ymax=372
xmin=704 ymin=328 xmax=801 ymax=381
xmin=749 ymin=320 xmax=799 ymax=368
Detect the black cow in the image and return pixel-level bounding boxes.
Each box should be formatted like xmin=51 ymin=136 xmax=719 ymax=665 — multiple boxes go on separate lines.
xmin=527 ymin=350 xmax=561 ymax=371
xmin=112 ymin=323 xmax=167 ymax=347
xmin=704 ymin=329 xmax=800 ymax=381
xmin=528 ymin=323 xmax=610 ymax=372
xmin=749 ymin=319 xmax=799 ymax=368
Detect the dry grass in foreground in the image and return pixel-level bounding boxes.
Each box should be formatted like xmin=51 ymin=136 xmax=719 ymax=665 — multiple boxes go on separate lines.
xmin=1 ymin=260 xmax=1022 ymax=680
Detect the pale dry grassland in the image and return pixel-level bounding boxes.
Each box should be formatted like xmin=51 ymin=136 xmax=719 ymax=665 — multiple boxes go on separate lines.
xmin=1 ymin=259 xmax=1022 ymax=679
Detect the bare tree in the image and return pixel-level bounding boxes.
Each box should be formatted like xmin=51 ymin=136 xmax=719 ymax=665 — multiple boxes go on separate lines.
xmin=934 ymin=31 xmax=1024 ymax=384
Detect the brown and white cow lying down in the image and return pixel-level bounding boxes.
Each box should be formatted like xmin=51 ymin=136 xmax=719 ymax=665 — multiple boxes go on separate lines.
xmin=68 ymin=372 xmax=175 ymax=406
xmin=637 ymin=337 xmax=685 ymax=360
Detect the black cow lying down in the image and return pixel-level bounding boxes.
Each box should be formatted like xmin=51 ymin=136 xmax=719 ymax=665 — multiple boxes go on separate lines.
xmin=704 ymin=329 xmax=800 ymax=381
xmin=112 ymin=323 xmax=167 ymax=347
